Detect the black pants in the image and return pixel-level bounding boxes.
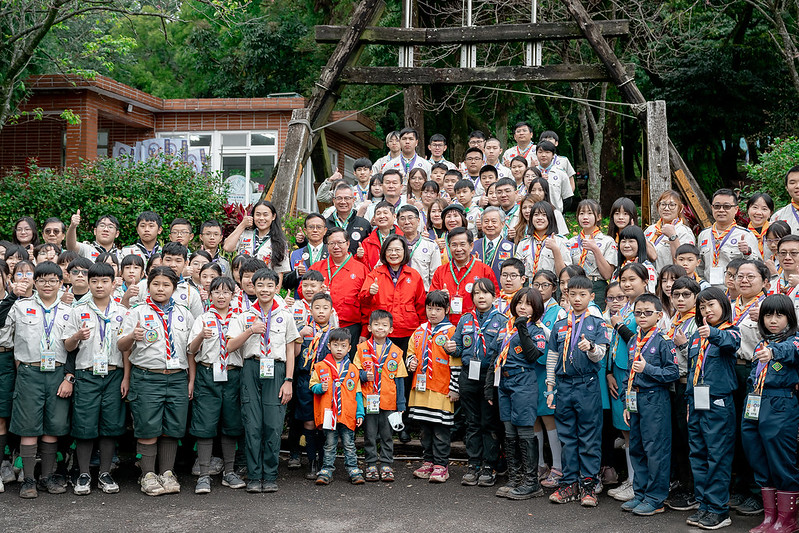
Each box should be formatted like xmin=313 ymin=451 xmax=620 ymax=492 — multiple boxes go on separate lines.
xmin=343 ymin=323 xmax=363 ymax=357
xmin=670 ymin=381 xmax=692 ymax=487
xmin=731 ymin=363 xmax=755 ymax=494
xmin=420 ymin=421 xmax=451 ymax=467
xmin=459 ymin=368 xmax=499 ymax=467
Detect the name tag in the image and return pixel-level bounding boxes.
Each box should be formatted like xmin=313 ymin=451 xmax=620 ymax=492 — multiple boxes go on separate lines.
xmin=40 ymin=351 xmax=56 ymax=372
xmin=694 ymin=384 xmax=710 ymax=410
xmin=366 ymin=394 xmax=380 ymax=414
xmin=416 ymin=374 xmax=427 ymax=392
xmin=744 ymin=393 xmax=761 ymax=420
xmin=468 ymin=359 xmax=481 ymax=381
xmin=260 ymin=357 xmax=275 ymax=379
xmin=213 ymin=362 xmax=228 ymax=382
xmin=626 ymin=390 xmax=638 ymax=413
xmin=166 ymin=354 xmax=182 ymax=370
xmin=451 ymin=297 xmax=463 ymax=314
xmin=493 ymin=369 xmax=501 ymax=387
xmin=93 ymin=353 xmax=108 ymax=376
xmin=708 ymin=266 xmax=724 ymax=286
xmin=323 ymin=408 xmax=335 ymax=430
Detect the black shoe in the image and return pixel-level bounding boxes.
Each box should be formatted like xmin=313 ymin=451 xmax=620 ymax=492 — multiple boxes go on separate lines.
xmin=667 ymin=490 xmax=700 ymax=511
xmin=477 ymin=466 xmax=497 ymax=487
xmin=736 ymin=495 xmax=763 ymax=516
xmin=19 ymin=477 xmax=38 ymax=499
xmin=461 ymin=465 xmax=479 ymax=486
xmin=262 ymin=481 xmax=278 ymax=493
xmin=246 ymin=480 xmax=261 ymax=493
xmin=399 ymin=430 xmax=411 ymax=443
xmin=686 ymin=509 xmax=708 ymax=526
xmin=697 ymin=511 xmax=731 ymax=530
xmin=727 ymin=493 xmax=746 ymax=510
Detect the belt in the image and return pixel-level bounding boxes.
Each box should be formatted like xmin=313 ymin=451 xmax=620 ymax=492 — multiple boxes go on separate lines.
xmin=134 ymin=365 xmax=185 ymax=375
xmin=680 ymin=377 xmax=688 ymax=384
xmin=248 ymin=357 xmax=285 ymax=363
xmin=558 ymin=374 xmax=595 ymax=383
xmin=78 ymin=365 xmax=118 ymax=371
xmin=588 ymin=275 xmax=604 ymax=282
xmin=502 ymin=366 xmax=532 ymax=378
xmin=736 ymin=359 xmax=752 ymax=366
xmin=760 ymin=388 xmax=795 ymax=398
xmin=22 ymin=361 xmax=63 ymax=368
xmin=198 ymin=362 xmax=241 ymax=369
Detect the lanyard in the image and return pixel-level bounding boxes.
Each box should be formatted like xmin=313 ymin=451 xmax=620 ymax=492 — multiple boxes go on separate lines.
xmin=577 ymin=228 xmax=601 ymax=264
xmin=146 ymin=297 xmax=175 ymax=363
xmin=627 ymin=328 xmax=658 ymax=394
xmin=210 ymin=307 xmax=233 ymax=366
xmin=326 ymin=254 xmax=352 ymax=282
xmin=255 ymin=302 xmax=274 ymax=359
xmin=306 ymin=325 xmax=331 ymax=366
xmin=333 ymin=211 xmax=352 ymax=229
xmin=561 ymin=311 xmax=586 ymax=371
xmin=402 ymin=154 xmax=417 ymax=175
xmin=39 ymin=302 xmax=59 ymax=350
xmin=668 ymin=311 xmax=695 ymax=338
xmin=252 ymin=231 xmax=270 ymax=257
xmin=468 ymin=311 xmax=488 ymax=360
xmin=733 ymin=294 xmax=764 ymax=325
xmin=367 ymin=339 xmax=391 ymax=397
xmin=307 ymin=244 xmax=323 ymax=266
xmin=710 ymin=224 xmax=736 ymax=266
xmin=448 ymin=257 xmax=476 ymax=293
xmin=693 ymin=321 xmax=732 ymax=385
xmin=753 ymin=340 xmax=769 ymax=394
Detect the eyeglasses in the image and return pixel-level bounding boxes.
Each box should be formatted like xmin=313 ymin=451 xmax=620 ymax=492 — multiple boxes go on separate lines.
xmin=501 ymin=273 xmax=521 ymax=280
xmin=430 ymin=143 xmax=446 ymax=148
xmin=778 ymin=251 xmax=799 ymax=258
xmin=633 ymin=310 xmax=656 ymax=318
xmin=659 ymin=202 xmax=678 ymax=209
xmin=725 ymin=271 xmax=737 ymax=279
xmin=171 ymin=230 xmax=192 ymax=236
xmin=70 ymin=269 xmax=89 ymax=277
xmin=333 ymin=196 xmax=354 ymax=202
xmin=671 ymin=291 xmax=694 ymax=300
xmin=15 ymin=272 xmax=33 ymax=279
xmin=532 ymin=282 xmax=553 ymax=289
xmin=465 ymin=157 xmax=483 ymax=162
xmin=43 ymin=229 xmax=62 ymax=235
xmin=210 ymin=290 xmax=233 ymax=296
xmin=711 ymin=203 xmax=736 ymax=211
xmin=328 ymin=241 xmax=347 ymax=248
xmin=735 ymin=274 xmax=759 ymax=282
xmin=201 ymin=232 xmax=222 ymax=238
xmin=305 ymin=225 xmax=326 ymax=231
xmin=35 ymin=278 xmax=60 ymax=286
xmin=97 ymin=223 xmax=117 ymax=230
xmin=606 ymin=295 xmax=627 ymax=303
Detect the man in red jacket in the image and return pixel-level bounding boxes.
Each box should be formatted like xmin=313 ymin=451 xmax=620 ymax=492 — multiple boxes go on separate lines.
xmin=309 ymin=227 xmax=369 ymax=355
xmin=430 ymin=227 xmax=499 ymax=324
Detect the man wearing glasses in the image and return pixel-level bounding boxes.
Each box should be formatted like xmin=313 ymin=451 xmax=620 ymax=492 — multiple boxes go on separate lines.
xmin=771 ymin=235 xmax=799 ymax=313
xmin=283 ymin=213 xmax=329 ymax=295
xmin=41 ymin=218 xmax=66 ymax=248
xmin=324 ymin=183 xmax=371 ymax=256
xmin=427 ymin=133 xmax=456 ymax=170
xmin=697 ymin=189 xmax=761 ymax=288
xmin=66 ymin=211 xmax=122 ymax=262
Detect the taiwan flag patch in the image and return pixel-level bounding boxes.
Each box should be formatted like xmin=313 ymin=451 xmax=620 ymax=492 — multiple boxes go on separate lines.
xmin=80 ymin=313 xmax=91 ymax=321
xmin=26 ymin=308 xmax=36 ymax=315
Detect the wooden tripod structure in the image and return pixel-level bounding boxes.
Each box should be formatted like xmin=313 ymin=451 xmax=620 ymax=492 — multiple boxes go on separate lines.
xmin=267 ymin=0 xmax=712 ymax=228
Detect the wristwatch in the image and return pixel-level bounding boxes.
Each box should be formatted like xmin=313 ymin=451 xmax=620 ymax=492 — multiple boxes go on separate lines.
xmin=64 ymin=374 xmax=76 ymax=384
xmin=668 ymin=234 xmax=678 ymax=242
xmin=284 ymin=377 xmax=294 ymax=383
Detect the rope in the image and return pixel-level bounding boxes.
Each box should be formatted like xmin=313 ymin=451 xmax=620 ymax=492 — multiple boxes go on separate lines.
xmin=473 ymin=85 xmax=638 ymax=119
xmin=311 ymin=91 xmax=404 ymax=133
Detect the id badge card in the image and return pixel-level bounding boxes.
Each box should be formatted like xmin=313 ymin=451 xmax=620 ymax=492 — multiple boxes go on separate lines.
xmin=708 ymin=266 xmax=725 ymax=286
xmin=323 ymin=408 xmax=335 ymax=430
xmin=213 ymin=362 xmax=228 ymax=382
xmin=493 ymin=368 xmax=501 ymax=387
xmin=166 ymin=354 xmax=181 ymax=370
xmin=366 ymin=394 xmax=380 ymax=414
xmin=416 ymin=374 xmax=427 ymax=391
xmin=40 ymin=351 xmax=56 ymax=372
xmin=93 ymin=354 xmax=109 ymax=376
xmin=451 ymin=296 xmax=463 ymax=314
xmin=694 ymin=384 xmax=711 ymax=410
xmin=260 ymin=357 xmax=275 ymax=379
xmin=468 ymin=359 xmax=481 ymax=381
xmin=626 ymin=390 xmax=638 ymax=413
xmin=744 ymin=393 xmax=761 ymax=420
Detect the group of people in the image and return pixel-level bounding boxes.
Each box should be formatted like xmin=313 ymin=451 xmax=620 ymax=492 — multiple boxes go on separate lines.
xmin=1 ymin=122 xmax=799 ymax=532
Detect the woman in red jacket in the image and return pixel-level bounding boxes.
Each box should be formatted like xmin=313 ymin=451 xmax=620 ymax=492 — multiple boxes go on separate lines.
xmin=359 ymin=234 xmax=426 ymax=355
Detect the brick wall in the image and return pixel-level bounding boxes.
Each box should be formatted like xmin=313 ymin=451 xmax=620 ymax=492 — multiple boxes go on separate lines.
xmin=0 ymin=117 xmax=64 ymax=169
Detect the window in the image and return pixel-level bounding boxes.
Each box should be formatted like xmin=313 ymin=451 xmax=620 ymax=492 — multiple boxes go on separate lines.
xmin=97 ymin=130 xmax=109 ymax=158
xmin=343 ymin=155 xmax=356 ymax=183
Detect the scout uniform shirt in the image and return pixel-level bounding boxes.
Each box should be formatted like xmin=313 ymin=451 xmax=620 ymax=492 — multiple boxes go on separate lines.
xmin=686 ymin=324 xmax=741 ymax=399
xmin=7 ymin=296 xmax=70 ymax=364
xmin=354 ymin=339 xmax=408 ymax=412
xmin=472 ymin=236 xmax=514 ymax=283
xmin=668 ymin=312 xmax=697 ymax=377
xmin=452 ymin=307 xmax=503 ymax=369
xmin=546 ymin=310 xmax=611 ymax=385
xmin=227 ymin=300 xmax=300 ymax=363
xmin=120 ymin=241 xmax=162 ymax=262
xmin=129 ymin=279 xmax=204 ymax=318
xmin=189 ymin=307 xmax=244 ymax=376
xmin=461 ymin=199 xmax=483 ymax=239
xmin=120 ymin=298 xmax=195 ymax=370
xmin=236 ymin=229 xmax=290 ymax=273
xmin=75 ymin=242 xmax=123 ymax=263
xmin=383 ymin=154 xmax=432 ymax=178
xmin=502 ymin=143 xmax=537 ymax=168
xmin=608 ymin=304 xmax=637 ymax=376
xmin=620 ymin=328 xmax=680 ymax=401
xmin=515 ymin=234 xmax=572 ymax=279
xmin=696 ymin=224 xmax=761 ymax=286
xmin=62 ymin=299 xmax=126 ymax=370
xmin=566 ymin=229 xmax=618 ymax=280
xmin=501 ymin=205 xmax=521 ymax=238
xmin=428 ymin=157 xmax=457 ymax=170
xmin=746 ymin=337 xmax=799 ymax=392
xmin=407 ymin=235 xmax=442 ymax=291
xmin=644 ymin=220 xmax=696 ymax=273
xmin=771 ymin=201 xmax=799 ymax=235
xmin=494 ymin=319 xmax=548 ymax=373
xmin=537 ymin=164 xmax=573 ymax=214
xmin=733 ymin=293 xmax=766 ymax=363
xmin=310 ymin=354 xmax=363 ymax=431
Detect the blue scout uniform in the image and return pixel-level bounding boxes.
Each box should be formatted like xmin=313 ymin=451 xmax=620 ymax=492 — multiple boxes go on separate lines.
xmin=686 ymin=324 xmax=741 ymax=515
xmin=741 ymin=337 xmax=799 ymax=491
xmin=471 ymin=237 xmax=514 ymax=284
xmin=608 ymin=305 xmax=637 ymax=430
xmin=547 ymin=311 xmax=611 ymax=486
xmin=295 ymin=325 xmax=332 ymax=422
xmin=452 ymin=308 xmax=503 ymax=468
xmin=537 ymin=299 xmax=565 ymax=416
xmin=621 ymin=329 xmax=680 ymax=508
xmin=494 ymin=319 xmax=548 ymax=427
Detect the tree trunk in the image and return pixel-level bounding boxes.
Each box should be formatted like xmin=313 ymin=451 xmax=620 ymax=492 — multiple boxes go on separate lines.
xmin=599 ymin=109 xmax=623 ymax=213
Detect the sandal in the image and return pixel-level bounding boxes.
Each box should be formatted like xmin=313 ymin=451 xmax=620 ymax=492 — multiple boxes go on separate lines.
xmin=315 ymin=468 xmax=333 ymax=485
xmin=365 ymin=466 xmax=379 ymax=482
xmin=380 ymin=466 xmax=395 ymax=482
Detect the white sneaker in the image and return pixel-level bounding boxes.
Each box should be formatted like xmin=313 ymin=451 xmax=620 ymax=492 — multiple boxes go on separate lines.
xmin=1 ymin=460 xmax=14 ymax=483
xmin=159 ymin=470 xmax=181 ymax=494
xmin=0 ymin=476 xmax=4 ymax=493
xmin=140 ymin=472 xmax=165 ymax=496
xmin=609 ymin=479 xmax=635 ymax=501
xmin=614 ymin=437 xmax=626 ymax=449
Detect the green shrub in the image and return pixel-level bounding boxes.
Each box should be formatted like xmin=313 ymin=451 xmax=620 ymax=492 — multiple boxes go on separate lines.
xmin=744 ymin=137 xmax=799 ymax=206
xmin=0 ymin=157 xmax=227 ymax=245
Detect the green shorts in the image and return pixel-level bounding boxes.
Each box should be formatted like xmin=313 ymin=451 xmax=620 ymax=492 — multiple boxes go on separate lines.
xmin=0 ymin=350 xmax=15 ymax=418
xmin=71 ymin=368 xmax=126 ymax=440
xmin=128 ymin=367 xmax=189 ymax=439
xmin=9 ymin=363 xmax=70 ymax=437
xmin=190 ymin=365 xmax=244 ymax=438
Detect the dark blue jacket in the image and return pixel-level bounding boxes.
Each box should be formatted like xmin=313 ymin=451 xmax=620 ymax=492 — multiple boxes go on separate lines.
xmin=686 ymin=326 xmax=741 ymax=397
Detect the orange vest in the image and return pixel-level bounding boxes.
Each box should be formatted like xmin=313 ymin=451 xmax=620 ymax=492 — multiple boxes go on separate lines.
xmin=313 ymin=355 xmax=360 ymax=430
xmin=355 ymin=339 xmax=405 ymax=410
xmin=410 ymin=322 xmax=456 ymax=395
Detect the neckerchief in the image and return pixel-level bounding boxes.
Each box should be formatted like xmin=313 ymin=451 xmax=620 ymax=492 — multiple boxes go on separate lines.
xmin=710 ymin=223 xmax=736 ymax=266
xmin=627 ymin=327 xmax=658 ymax=395
xmin=145 ymin=296 xmax=176 ymax=365
xmin=209 ymin=306 xmax=233 ymax=372
xmin=578 ymin=227 xmax=601 ymax=264
xmin=693 ymin=321 xmax=733 ymax=386
xmin=748 ymin=222 xmax=769 ymax=257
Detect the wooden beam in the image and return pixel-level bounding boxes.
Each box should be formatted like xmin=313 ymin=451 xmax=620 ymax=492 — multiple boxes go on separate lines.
xmin=645 ymin=100 xmax=671 ymax=225
xmin=561 ymin=0 xmax=713 ymax=228
xmin=310 ymin=129 xmax=333 ymax=185
xmin=268 ymin=0 xmax=386 ymax=219
xmin=315 ymin=20 xmax=629 ymax=44
xmin=340 ymin=64 xmax=628 ymax=85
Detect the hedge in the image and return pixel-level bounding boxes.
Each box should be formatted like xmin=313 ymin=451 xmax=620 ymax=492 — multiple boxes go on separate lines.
xmin=0 ymin=157 xmax=227 ymax=245
xmin=743 ymin=137 xmax=799 ymax=206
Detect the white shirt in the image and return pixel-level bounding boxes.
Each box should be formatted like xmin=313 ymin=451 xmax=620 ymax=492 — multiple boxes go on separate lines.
xmin=697 ymin=225 xmax=761 ymax=286
xmin=772 ymin=204 xmax=799 ymax=234
xmin=190 ymin=309 xmax=244 ymax=367
xmin=120 ymin=301 xmax=194 ymax=370
xmin=643 ymin=220 xmax=696 ymax=273
xmin=566 ymin=231 xmax=618 ymax=279
xmin=227 ymin=303 xmax=300 ymax=362
xmin=502 ymin=144 xmax=538 ymax=168
xmin=428 ymin=157 xmax=457 ymax=170
xmin=382 ymin=154 xmax=432 ymax=178
xmin=538 ymin=165 xmax=573 ymax=213
xmin=62 ymin=299 xmax=126 ymax=369
xmin=130 ymin=279 xmax=204 ymax=318
xmin=515 ymin=234 xmax=572 ymax=278
xmin=8 ymin=297 xmax=70 ymax=364
xmin=236 ymin=230 xmax=290 ymax=273
xmin=407 ymin=235 xmax=442 ymax=290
